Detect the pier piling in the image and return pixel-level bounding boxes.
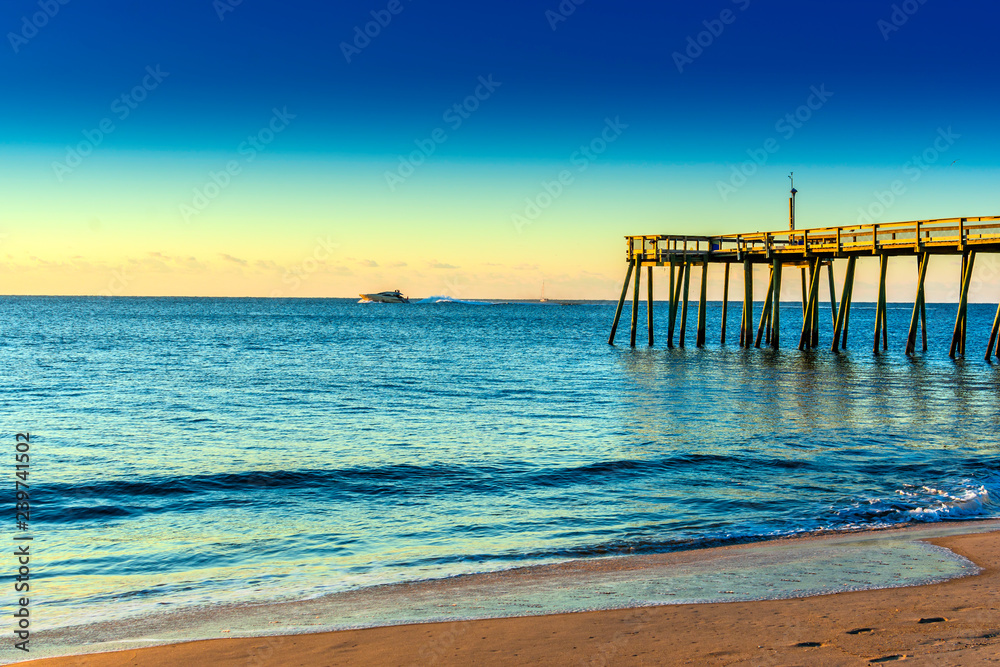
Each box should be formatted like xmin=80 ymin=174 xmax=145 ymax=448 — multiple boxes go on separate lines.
xmin=667 ymin=260 xmax=680 ymax=348
xmin=799 ymin=259 xmax=821 ymax=350
xmin=986 ymin=300 xmax=1000 ymax=361
xmin=771 ymin=259 xmax=782 ymax=350
xmin=811 ymin=262 xmax=820 ymax=348
xmin=679 ymin=261 xmax=691 ymax=348
xmin=720 ymin=263 xmax=730 ymax=345
xmin=697 ymin=261 xmax=708 ymax=347
xmin=831 ymin=256 xmax=856 ymax=352
xmin=630 ymin=257 xmax=641 ymax=347
xmin=950 ymin=251 xmax=976 ymax=358
xmin=647 ymin=266 xmax=654 ymax=347
xmin=667 ymin=260 xmax=677 ymax=348
xmin=995 ymin=309 xmax=1000 ymax=360
xmin=742 ymin=259 xmax=754 ymax=348
xmin=842 ymin=257 xmax=856 ymax=349
xmin=874 ymin=255 xmax=888 ymax=354
xmin=827 ymin=262 xmax=838 ymax=330
xmin=800 ymin=269 xmax=808 ymax=320
xmin=755 ymin=266 xmax=775 ymax=348
xmin=906 ymin=253 xmax=929 ymax=356
xmin=608 ymin=259 xmax=634 ymax=345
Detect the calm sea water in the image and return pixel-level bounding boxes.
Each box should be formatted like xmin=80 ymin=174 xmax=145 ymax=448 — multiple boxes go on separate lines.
xmin=3 ymin=296 xmax=999 ymax=630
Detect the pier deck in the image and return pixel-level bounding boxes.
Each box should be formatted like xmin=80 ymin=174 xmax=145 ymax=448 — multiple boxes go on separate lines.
xmin=608 ymin=215 xmax=1000 ymax=360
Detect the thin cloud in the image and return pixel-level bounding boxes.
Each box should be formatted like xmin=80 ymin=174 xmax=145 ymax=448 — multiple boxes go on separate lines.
xmin=219 ymin=253 xmax=248 ymax=266
xmin=255 ymin=259 xmax=281 ymax=271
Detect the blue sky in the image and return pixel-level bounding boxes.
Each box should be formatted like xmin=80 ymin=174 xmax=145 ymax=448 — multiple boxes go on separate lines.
xmin=3 ymin=0 xmax=999 ymax=298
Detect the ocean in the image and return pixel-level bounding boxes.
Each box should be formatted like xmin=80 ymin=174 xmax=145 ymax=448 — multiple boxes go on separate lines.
xmin=3 ymin=296 xmax=999 ymax=636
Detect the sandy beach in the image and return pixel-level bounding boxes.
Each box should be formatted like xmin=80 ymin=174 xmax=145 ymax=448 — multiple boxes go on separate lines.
xmin=19 ymin=522 xmax=1000 ymax=666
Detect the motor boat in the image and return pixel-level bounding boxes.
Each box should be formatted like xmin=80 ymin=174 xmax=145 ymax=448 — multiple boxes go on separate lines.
xmin=359 ymin=290 xmax=410 ymax=303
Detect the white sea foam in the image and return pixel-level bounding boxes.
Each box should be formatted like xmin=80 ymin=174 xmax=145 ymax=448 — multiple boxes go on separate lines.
xmin=906 ymin=484 xmax=992 ymax=521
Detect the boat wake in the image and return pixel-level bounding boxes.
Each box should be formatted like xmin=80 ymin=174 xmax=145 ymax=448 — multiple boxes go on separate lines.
xmin=413 ymin=295 xmax=493 ymax=305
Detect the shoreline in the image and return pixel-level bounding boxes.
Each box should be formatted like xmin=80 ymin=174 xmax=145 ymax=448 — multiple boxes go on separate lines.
xmin=12 ymin=519 xmax=1000 ymax=665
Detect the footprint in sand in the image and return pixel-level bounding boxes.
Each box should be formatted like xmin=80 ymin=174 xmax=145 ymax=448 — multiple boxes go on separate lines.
xmin=918 ymin=617 xmax=947 ymax=624
xmin=794 ymin=641 xmax=824 ymax=647
xmin=847 ymin=628 xmax=874 ymax=635
xmin=869 ymin=656 xmax=906 ymax=663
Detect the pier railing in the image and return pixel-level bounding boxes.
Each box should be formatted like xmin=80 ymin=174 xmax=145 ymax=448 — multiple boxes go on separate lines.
xmin=626 ymin=216 xmax=1000 ymax=264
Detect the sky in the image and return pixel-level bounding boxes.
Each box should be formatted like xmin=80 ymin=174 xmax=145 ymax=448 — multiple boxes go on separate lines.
xmin=2 ymin=0 xmax=1000 ymax=300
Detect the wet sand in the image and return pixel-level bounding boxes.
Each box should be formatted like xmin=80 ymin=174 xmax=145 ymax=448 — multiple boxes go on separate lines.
xmin=18 ymin=522 xmax=1000 ymax=666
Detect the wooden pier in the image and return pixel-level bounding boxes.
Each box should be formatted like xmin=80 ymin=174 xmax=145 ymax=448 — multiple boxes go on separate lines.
xmin=608 ymin=215 xmax=1000 ymax=359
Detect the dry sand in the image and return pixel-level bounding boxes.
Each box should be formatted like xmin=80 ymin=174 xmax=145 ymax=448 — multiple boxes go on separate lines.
xmin=20 ymin=528 xmax=1000 ymax=666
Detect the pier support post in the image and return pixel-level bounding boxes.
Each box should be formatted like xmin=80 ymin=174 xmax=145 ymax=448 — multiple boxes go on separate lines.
xmin=986 ymin=300 xmax=1000 ymax=361
xmin=630 ymin=259 xmax=642 ymax=347
xmin=811 ymin=263 xmax=820 ymax=348
xmin=697 ymin=261 xmax=708 ymax=347
xmin=995 ymin=306 xmax=1000 ymax=360
xmin=800 ymin=268 xmax=808 ymax=320
xmin=906 ymin=253 xmax=929 ymax=356
xmin=721 ymin=263 xmax=730 ymax=345
xmin=873 ymin=254 xmax=888 ymax=354
xmin=950 ymin=251 xmax=976 ymax=358
xmin=608 ymin=259 xmax=634 ymax=345
xmin=647 ymin=266 xmax=654 ymax=347
xmin=798 ymin=259 xmax=821 ymax=350
xmin=920 ymin=275 xmax=928 ymax=352
xmin=958 ymin=257 xmax=972 ymax=357
xmin=667 ymin=260 xmax=680 ymax=348
xmin=771 ymin=260 xmax=782 ymax=350
xmin=831 ymin=256 xmax=856 ymax=352
xmin=827 ymin=262 xmax=838 ymax=330
xmin=679 ymin=261 xmax=691 ymax=348
xmin=840 ymin=257 xmax=858 ymax=350
xmin=742 ymin=259 xmax=754 ymax=348
xmin=667 ymin=260 xmax=676 ymax=348
xmin=755 ymin=265 xmax=775 ymax=348
xmin=739 ymin=293 xmax=746 ymax=347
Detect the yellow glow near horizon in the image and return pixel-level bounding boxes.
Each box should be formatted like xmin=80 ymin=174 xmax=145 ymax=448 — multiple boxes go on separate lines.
xmin=3 ymin=150 xmax=999 ymax=300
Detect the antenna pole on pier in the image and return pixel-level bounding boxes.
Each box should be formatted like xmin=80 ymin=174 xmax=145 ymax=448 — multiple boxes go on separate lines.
xmin=788 ymin=172 xmax=797 ymax=231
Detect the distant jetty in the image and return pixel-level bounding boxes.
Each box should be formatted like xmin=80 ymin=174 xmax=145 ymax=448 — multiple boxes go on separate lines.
xmin=609 ymin=215 xmax=1000 ymax=359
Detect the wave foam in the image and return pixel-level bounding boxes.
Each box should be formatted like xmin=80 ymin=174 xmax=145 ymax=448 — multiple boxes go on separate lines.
xmin=904 ymin=484 xmax=992 ymax=521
